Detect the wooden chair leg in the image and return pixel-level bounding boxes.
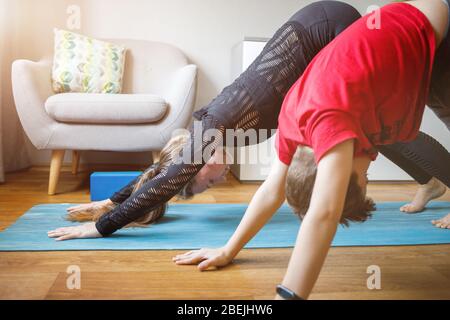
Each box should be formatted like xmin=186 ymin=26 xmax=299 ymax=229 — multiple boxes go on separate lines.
xmin=48 ymin=149 xmax=65 ymax=195
xmin=152 ymin=151 xmax=160 ymax=164
xmin=72 ymin=150 xmax=80 ymax=175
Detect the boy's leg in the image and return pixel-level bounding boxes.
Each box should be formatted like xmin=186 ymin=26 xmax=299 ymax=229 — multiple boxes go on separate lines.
xmin=427 ymin=104 xmax=450 ymax=227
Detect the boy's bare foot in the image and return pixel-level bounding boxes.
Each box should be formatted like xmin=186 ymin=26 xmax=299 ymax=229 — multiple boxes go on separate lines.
xmin=431 ymin=214 xmax=450 ymax=229
xmin=400 ymin=178 xmax=446 ymax=213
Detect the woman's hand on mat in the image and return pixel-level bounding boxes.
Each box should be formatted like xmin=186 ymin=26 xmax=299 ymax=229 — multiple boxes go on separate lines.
xmin=47 ymin=222 xmax=102 ymax=241
xmin=172 ymin=247 xmax=233 ymax=271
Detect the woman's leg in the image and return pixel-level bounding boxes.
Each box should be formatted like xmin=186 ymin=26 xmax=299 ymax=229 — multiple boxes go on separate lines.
xmin=378 ymin=132 xmax=449 ymax=212
xmin=289 ymin=0 xmax=361 ymax=37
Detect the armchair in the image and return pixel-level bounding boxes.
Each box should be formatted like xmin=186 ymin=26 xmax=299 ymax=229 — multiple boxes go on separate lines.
xmin=12 ymin=39 xmax=197 ymax=194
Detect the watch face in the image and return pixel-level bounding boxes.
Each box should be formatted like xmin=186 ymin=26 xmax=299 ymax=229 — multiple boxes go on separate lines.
xmin=276 ymin=285 xmax=293 ymax=299
xmin=276 ymin=285 xmax=303 ymax=300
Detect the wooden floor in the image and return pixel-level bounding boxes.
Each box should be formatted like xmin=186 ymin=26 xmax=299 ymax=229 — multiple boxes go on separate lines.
xmin=0 ymin=165 xmax=449 ymax=300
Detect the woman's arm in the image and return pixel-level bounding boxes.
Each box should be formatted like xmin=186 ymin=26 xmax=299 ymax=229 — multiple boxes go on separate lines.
xmin=108 ymin=160 xmax=169 ymax=205
xmin=95 ymin=117 xmax=223 ymax=236
xmin=47 ymin=116 xmax=223 ymax=241
xmin=279 ymin=140 xmax=355 ymax=299
xmin=108 ymin=171 xmax=147 ymax=204
xmin=173 ymin=157 xmax=289 ymax=270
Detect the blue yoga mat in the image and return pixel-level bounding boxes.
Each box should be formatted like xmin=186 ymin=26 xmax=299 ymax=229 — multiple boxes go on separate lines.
xmin=0 ymin=202 xmax=449 ymax=251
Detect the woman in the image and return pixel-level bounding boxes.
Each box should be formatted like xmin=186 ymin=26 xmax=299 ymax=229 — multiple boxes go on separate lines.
xmin=48 ymin=0 xmax=365 ymax=240
xmin=49 ymin=0 xmax=450 ymax=241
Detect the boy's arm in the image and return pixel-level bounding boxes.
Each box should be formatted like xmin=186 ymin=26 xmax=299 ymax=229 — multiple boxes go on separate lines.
xmin=173 ymin=157 xmax=289 ymax=270
xmin=278 ymin=139 xmax=355 ymax=299
xmin=225 ymin=157 xmax=289 ymax=257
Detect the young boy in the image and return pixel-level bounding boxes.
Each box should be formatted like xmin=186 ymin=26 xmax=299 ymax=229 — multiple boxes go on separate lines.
xmin=173 ymin=0 xmax=449 ymax=299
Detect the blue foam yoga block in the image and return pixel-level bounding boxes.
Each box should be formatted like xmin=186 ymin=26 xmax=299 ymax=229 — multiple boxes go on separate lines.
xmin=90 ymin=171 xmax=142 ymax=201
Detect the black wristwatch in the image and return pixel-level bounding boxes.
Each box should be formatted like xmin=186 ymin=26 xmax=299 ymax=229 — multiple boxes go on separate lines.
xmin=276 ymin=285 xmax=304 ymax=300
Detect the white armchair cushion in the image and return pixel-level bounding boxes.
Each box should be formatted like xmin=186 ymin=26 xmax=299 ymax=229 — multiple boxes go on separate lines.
xmin=52 ymin=29 xmax=127 ymax=94
xmin=45 ymin=93 xmax=168 ymax=124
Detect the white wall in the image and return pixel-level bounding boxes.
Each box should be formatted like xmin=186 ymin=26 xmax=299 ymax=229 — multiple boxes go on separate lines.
xmin=9 ymin=0 xmax=434 ymax=169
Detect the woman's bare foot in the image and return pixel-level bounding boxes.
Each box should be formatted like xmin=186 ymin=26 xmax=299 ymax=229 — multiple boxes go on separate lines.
xmin=431 ymin=214 xmax=450 ymax=229
xmin=400 ymin=178 xmax=446 ymax=213
xmin=66 ymin=199 xmax=116 ymax=222
xmin=67 ymin=199 xmax=114 ymax=213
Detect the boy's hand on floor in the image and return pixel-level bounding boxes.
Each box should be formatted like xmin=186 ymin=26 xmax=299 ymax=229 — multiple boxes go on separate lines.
xmin=172 ymin=247 xmax=232 ymax=271
xmin=47 ymin=222 xmax=102 ymax=241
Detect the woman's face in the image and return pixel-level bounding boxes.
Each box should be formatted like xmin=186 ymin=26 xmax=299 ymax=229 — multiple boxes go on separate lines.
xmin=191 ymin=150 xmax=231 ymax=194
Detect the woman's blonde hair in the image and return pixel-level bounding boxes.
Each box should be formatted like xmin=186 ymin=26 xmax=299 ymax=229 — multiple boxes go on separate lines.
xmin=66 ymin=132 xmax=191 ymax=227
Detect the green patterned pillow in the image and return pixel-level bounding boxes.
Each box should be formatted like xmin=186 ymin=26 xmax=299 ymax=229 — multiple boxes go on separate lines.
xmin=52 ymin=29 xmax=127 ymax=94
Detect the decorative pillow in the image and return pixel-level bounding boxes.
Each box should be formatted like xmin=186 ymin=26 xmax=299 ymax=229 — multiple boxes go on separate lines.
xmin=51 ymin=29 xmax=127 ymax=94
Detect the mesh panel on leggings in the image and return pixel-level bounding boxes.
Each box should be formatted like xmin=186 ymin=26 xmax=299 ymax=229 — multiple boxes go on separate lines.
xmin=247 ymin=22 xmax=311 ymax=97
xmin=194 ymin=21 xmax=314 ymax=132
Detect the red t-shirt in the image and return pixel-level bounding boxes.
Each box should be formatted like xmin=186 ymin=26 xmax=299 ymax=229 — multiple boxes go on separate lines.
xmin=276 ymin=3 xmax=436 ymax=165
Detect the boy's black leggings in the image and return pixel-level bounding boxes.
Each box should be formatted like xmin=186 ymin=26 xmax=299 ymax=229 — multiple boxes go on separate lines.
xmin=380 ymin=133 xmax=450 ymax=188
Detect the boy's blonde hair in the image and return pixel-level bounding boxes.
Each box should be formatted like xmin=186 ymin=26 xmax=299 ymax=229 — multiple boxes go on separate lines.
xmin=286 ymin=146 xmax=375 ymax=226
